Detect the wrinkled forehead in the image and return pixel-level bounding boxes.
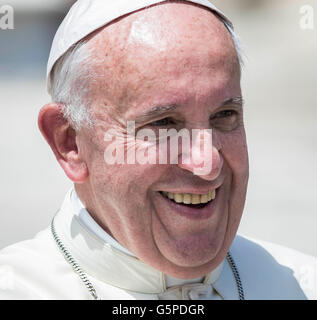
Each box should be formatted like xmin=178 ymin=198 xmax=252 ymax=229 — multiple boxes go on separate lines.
xmin=46 ymin=0 xmax=234 ymax=93
xmin=88 ymin=2 xmax=234 ymax=58
xmin=85 ymin=2 xmax=239 ymax=110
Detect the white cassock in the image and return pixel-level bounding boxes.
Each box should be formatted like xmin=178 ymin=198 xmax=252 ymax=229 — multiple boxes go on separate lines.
xmin=0 ymin=188 xmax=317 ymax=300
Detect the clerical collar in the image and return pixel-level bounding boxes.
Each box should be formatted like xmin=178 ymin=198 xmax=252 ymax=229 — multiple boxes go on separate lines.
xmin=71 ymin=189 xmax=134 ymax=257
xmin=53 ymin=188 xmax=225 ymax=293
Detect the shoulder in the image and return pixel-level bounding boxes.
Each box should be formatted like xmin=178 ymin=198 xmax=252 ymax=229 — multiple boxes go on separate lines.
xmin=0 ymin=228 xmax=60 ymax=266
xmin=0 ymin=228 xmax=85 ymax=299
xmin=231 ymin=235 xmax=317 ymax=299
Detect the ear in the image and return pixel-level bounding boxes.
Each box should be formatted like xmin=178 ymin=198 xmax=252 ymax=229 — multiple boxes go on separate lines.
xmin=38 ymin=103 xmax=89 ymax=183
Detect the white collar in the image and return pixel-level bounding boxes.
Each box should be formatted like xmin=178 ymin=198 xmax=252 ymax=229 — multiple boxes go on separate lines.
xmin=53 ymin=188 xmax=227 ymax=294
xmin=71 ymin=189 xmax=134 ymax=257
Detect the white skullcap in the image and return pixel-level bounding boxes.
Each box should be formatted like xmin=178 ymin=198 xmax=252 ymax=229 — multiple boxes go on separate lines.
xmin=47 ymin=0 xmax=233 ymax=94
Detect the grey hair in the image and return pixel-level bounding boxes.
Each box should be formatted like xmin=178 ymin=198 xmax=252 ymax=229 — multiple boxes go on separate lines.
xmin=50 ymin=40 xmax=94 ymax=130
xmin=224 ymin=22 xmax=245 ymax=67
xmin=50 ymin=13 xmax=244 ymax=130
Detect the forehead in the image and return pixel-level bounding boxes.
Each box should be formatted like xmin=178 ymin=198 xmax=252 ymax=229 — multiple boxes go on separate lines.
xmin=86 ymin=2 xmax=239 ymax=115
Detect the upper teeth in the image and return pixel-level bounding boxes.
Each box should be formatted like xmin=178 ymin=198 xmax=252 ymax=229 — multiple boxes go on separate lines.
xmin=162 ymin=190 xmax=216 ymax=204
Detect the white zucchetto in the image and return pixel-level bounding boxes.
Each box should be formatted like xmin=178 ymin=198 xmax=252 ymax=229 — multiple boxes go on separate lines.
xmin=46 ymin=0 xmax=233 ymax=93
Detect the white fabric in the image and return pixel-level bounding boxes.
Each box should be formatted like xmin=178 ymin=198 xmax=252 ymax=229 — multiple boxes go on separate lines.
xmin=71 ymin=189 xmax=205 ymax=287
xmin=72 ymin=189 xmax=134 ymax=257
xmin=1 ymin=189 xmax=317 ymax=299
xmin=46 ymin=0 xmax=233 ymax=93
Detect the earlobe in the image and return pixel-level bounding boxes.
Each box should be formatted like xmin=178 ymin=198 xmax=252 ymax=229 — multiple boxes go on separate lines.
xmin=38 ymin=103 xmax=89 ymax=183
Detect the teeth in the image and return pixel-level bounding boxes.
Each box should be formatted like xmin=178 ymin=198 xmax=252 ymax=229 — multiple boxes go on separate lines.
xmin=167 ymin=192 xmax=174 ymax=200
xmin=161 ymin=190 xmax=217 ymax=205
xmin=183 ymin=194 xmax=191 ymax=204
xmin=208 ymin=189 xmax=216 ymax=201
xmin=191 ymin=194 xmax=200 ymax=204
xmin=174 ymin=194 xmax=183 ymax=203
xmin=200 ymin=194 xmax=209 ymax=203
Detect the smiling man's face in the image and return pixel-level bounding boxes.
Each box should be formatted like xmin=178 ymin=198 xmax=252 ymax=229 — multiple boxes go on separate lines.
xmin=75 ymin=3 xmax=249 ymax=278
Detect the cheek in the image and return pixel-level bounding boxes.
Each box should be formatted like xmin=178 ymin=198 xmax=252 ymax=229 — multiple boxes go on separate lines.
xmin=89 ymin=154 xmax=165 ymax=207
xmin=219 ymin=129 xmax=249 ymax=231
xmin=219 ymin=128 xmax=249 ymax=178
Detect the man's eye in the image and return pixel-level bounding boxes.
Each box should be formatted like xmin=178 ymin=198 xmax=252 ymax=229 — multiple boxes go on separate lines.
xmin=213 ymin=110 xmax=237 ymax=119
xmin=149 ymin=118 xmax=176 ymax=126
xmin=210 ymin=109 xmax=240 ymax=131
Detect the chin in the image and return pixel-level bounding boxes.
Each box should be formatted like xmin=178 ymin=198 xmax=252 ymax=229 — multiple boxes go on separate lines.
xmin=157 ymin=232 xmax=227 ymax=271
xmin=161 ymin=251 xmax=225 ymax=279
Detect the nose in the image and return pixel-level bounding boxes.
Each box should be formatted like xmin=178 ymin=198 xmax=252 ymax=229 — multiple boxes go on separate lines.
xmin=177 ymin=129 xmax=223 ymax=181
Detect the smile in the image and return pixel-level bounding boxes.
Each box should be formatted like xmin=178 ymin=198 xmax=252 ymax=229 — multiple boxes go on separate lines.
xmin=159 ymin=189 xmax=216 ymax=209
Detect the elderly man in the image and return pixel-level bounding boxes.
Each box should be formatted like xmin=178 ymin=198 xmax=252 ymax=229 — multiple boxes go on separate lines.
xmin=0 ymin=0 xmax=317 ymax=300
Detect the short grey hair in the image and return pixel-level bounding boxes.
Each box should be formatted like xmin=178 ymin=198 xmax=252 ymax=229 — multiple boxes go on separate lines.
xmin=50 ymin=40 xmax=94 ymax=130
xmin=50 ymin=14 xmax=244 ymax=130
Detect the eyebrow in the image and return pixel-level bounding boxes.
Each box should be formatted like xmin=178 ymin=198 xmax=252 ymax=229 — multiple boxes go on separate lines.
xmin=134 ymin=96 xmax=244 ymax=123
xmin=134 ymin=104 xmax=178 ymax=123
xmin=222 ymin=96 xmax=244 ymax=107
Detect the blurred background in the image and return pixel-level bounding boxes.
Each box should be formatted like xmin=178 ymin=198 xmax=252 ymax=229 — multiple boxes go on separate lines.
xmin=0 ymin=0 xmax=316 ymax=256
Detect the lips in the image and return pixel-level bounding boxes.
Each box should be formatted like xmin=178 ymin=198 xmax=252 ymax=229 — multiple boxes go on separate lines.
xmin=160 ymin=190 xmax=216 ymax=205
xmin=157 ymin=187 xmax=219 ymax=220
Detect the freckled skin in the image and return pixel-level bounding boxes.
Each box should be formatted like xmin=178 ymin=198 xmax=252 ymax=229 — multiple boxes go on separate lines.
xmin=74 ymin=2 xmax=249 ymax=279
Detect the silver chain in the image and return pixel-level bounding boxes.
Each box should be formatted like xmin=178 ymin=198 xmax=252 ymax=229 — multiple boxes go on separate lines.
xmin=51 ymin=217 xmax=244 ymax=300
xmin=226 ymin=251 xmax=245 ymax=300
xmin=51 ymin=216 xmax=99 ymax=300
